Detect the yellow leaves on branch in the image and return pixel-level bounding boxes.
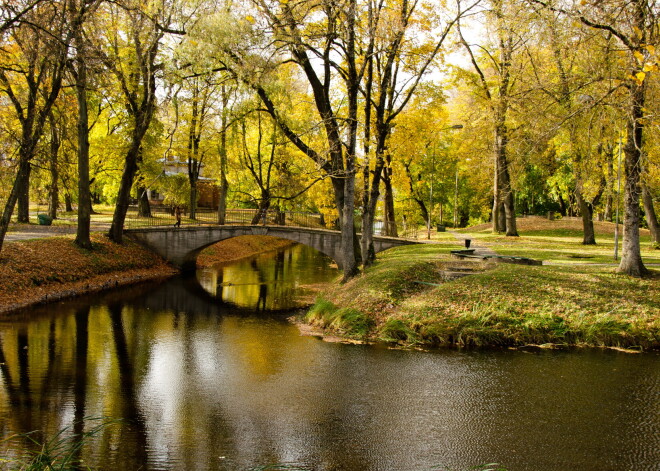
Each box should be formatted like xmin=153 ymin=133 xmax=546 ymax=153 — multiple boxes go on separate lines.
xmin=630 ymin=44 xmax=658 ymax=84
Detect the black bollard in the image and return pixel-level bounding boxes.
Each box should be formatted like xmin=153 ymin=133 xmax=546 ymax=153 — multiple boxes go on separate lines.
xmin=465 ymin=239 xmax=471 ymax=249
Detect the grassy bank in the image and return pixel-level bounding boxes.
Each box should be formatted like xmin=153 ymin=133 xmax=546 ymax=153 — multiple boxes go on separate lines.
xmin=306 ymin=218 xmax=659 ymax=350
xmin=0 ymin=233 xmax=177 ymax=315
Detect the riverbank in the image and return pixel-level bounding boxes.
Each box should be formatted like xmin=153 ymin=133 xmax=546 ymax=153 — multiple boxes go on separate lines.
xmin=0 ymin=233 xmax=178 ymax=316
xmin=0 ymin=231 xmax=301 ymax=316
xmin=304 ymin=221 xmax=660 ymax=350
xmin=196 ymin=235 xmax=296 ymax=266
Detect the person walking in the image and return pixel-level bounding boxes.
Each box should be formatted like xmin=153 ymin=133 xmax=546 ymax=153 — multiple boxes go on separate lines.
xmin=174 ymin=206 xmax=182 ymax=227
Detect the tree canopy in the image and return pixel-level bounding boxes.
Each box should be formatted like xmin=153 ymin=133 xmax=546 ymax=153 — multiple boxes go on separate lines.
xmin=0 ymin=0 xmax=657 ymax=277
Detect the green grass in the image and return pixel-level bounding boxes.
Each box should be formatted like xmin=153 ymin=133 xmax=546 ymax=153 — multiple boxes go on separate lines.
xmin=307 ymin=219 xmax=659 ymax=349
xmin=305 ymin=298 xmax=375 ymax=338
xmin=1 ymin=417 xmax=117 ymax=471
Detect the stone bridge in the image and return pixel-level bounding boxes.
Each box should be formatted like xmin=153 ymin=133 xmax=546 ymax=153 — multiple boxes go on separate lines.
xmin=125 ymin=225 xmax=418 ymax=271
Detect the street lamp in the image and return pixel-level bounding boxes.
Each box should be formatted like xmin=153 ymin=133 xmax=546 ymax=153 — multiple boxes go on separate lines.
xmin=427 ymin=124 xmax=463 ymax=239
xmin=614 ymin=132 xmax=623 ymax=261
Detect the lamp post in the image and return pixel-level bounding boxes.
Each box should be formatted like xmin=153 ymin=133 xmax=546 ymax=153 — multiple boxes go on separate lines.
xmin=614 ymin=132 xmax=622 ymax=261
xmin=427 ymin=124 xmax=463 ymax=239
xmin=453 ymin=164 xmax=459 ymax=228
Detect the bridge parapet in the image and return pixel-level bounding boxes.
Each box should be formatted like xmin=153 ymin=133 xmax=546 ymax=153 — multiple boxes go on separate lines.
xmin=126 ymin=225 xmax=418 ymax=272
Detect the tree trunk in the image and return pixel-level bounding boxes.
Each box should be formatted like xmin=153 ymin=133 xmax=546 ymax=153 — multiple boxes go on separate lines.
xmin=556 ymin=185 xmax=567 ymax=216
xmin=74 ymin=33 xmax=92 ymax=248
xmin=503 ymin=187 xmax=518 ymax=236
xmin=48 ymin=115 xmax=60 ymax=220
xmin=497 ymin=201 xmax=506 ymax=232
xmin=0 ymin=157 xmax=31 ymax=252
xmin=109 ymin=141 xmax=141 ymax=243
xmin=360 ymin=152 xmax=385 ymax=266
xmin=642 ymin=183 xmax=659 ymax=245
xmin=217 ymin=89 xmax=229 ymax=225
xmin=617 ymin=81 xmax=648 ymax=276
xmin=16 ymin=163 xmax=31 ymax=223
xmin=251 ymin=192 xmax=271 ymax=225
xmin=383 ymin=163 xmax=397 ymax=237
xmin=492 ymin=155 xmax=507 ymax=233
xmin=604 ymin=147 xmax=615 ymax=221
xmin=189 ymin=179 xmax=197 ymax=219
xmin=577 ymin=191 xmax=596 ymax=245
xmin=137 ymin=184 xmax=151 ymax=217
xmin=342 ymin=174 xmax=359 ymax=280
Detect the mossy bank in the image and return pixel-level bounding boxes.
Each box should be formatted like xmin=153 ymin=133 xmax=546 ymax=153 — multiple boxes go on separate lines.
xmin=304 ymin=243 xmax=659 ymax=350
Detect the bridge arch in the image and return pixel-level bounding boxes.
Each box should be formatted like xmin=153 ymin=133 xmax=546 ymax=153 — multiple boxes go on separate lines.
xmin=126 ymin=225 xmax=417 ymax=272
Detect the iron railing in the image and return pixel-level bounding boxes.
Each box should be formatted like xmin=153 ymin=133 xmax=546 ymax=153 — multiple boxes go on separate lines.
xmin=123 ymin=206 xmax=325 ymax=230
xmin=123 ymin=206 xmax=421 ymax=238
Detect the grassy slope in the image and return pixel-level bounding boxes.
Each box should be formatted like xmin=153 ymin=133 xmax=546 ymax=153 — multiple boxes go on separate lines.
xmin=306 ymin=217 xmax=659 ymax=349
xmin=196 ymin=235 xmax=295 ymax=266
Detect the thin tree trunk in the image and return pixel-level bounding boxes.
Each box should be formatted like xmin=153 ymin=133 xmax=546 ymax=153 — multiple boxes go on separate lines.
xmin=604 ymin=147 xmax=614 ymax=221
xmin=217 ymin=87 xmax=229 ymax=225
xmin=383 ymin=165 xmax=397 ymax=237
xmin=189 ymin=180 xmax=197 ymax=219
xmin=137 ymin=184 xmax=151 ymax=217
xmin=0 ymin=157 xmax=31 ymax=252
xmin=74 ymin=26 xmax=92 ymax=248
xmin=361 ymin=153 xmax=385 ymax=265
xmin=251 ymin=192 xmax=271 ymax=225
xmin=109 ymin=141 xmax=141 ymax=243
xmin=341 ymin=0 xmax=359 ymax=280
xmin=48 ymin=114 xmax=60 ymax=220
xmin=16 ymin=164 xmax=31 ymax=223
xmin=642 ymin=183 xmax=659 ymax=245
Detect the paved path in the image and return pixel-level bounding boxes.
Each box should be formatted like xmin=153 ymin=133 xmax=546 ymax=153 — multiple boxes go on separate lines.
xmin=447 ymin=231 xmax=498 ymax=257
xmin=5 ymin=223 xmax=109 ymax=242
xmin=447 ymin=230 xmax=660 ymax=268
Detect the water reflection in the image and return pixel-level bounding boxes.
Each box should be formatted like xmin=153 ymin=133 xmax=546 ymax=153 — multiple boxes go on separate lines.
xmin=196 ymin=244 xmax=337 ymax=311
xmin=0 ymin=245 xmax=659 ymax=471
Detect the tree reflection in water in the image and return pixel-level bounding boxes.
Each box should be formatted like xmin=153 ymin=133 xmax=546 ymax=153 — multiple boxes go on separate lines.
xmin=0 ymin=245 xmax=658 ymax=471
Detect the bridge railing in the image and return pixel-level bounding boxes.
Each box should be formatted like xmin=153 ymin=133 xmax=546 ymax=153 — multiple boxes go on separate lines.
xmin=123 ymin=205 xmax=422 ymax=239
xmin=124 ymin=206 xmax=325 ymax=229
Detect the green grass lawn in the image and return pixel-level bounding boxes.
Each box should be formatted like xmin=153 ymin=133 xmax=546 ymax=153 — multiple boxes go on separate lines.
xmin=452 ymin=217 xmax=660 ymax=265
xmin=307 ymin=217 xmax=660 ymax=350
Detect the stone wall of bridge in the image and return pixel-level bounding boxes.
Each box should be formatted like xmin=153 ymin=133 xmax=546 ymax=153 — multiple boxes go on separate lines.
xmin=125 ymin=225 xmax=418 ymax=271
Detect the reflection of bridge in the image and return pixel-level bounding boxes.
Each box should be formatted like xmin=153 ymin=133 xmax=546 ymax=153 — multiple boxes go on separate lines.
xmin=126 ymin=225 xmax=418 ymax=271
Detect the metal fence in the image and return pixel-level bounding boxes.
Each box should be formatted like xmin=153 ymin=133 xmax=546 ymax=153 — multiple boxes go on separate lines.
xmin=123 ymin=206 xmax=325 ymax=230
xmin=122 ymin=206 xmax=421 ymax=238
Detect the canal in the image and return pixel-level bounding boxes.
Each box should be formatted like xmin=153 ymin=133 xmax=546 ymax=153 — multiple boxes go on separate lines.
xmin=0 ymin=243 xmax=658 ymax=470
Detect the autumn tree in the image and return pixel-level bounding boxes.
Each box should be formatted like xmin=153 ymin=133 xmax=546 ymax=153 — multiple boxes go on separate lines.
xmin=524 ymin=8 xmax=626 ymax=244
xmin=458 ymin=0 xmax=530 ymax=236
xmin=193 ymin=0 xmax=365 ymax=278
xmin=95 ymin=0 xmax=172 ymax=243
xmin=534 ymin=0 xmax=657 ymax=276
xmin=0 ymin=0 xmax=48 ymax=35
xmin=359 ymin=0 xmax=468 ymax=264
xmin=0 ymin=0 xmax=71 ymax=252
xmin=67 ymin=0 xmax=104 ymax=248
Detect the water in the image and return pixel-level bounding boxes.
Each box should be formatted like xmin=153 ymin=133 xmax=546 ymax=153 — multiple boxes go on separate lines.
xmin=0 ymin=243 xmax=658 ymax=471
